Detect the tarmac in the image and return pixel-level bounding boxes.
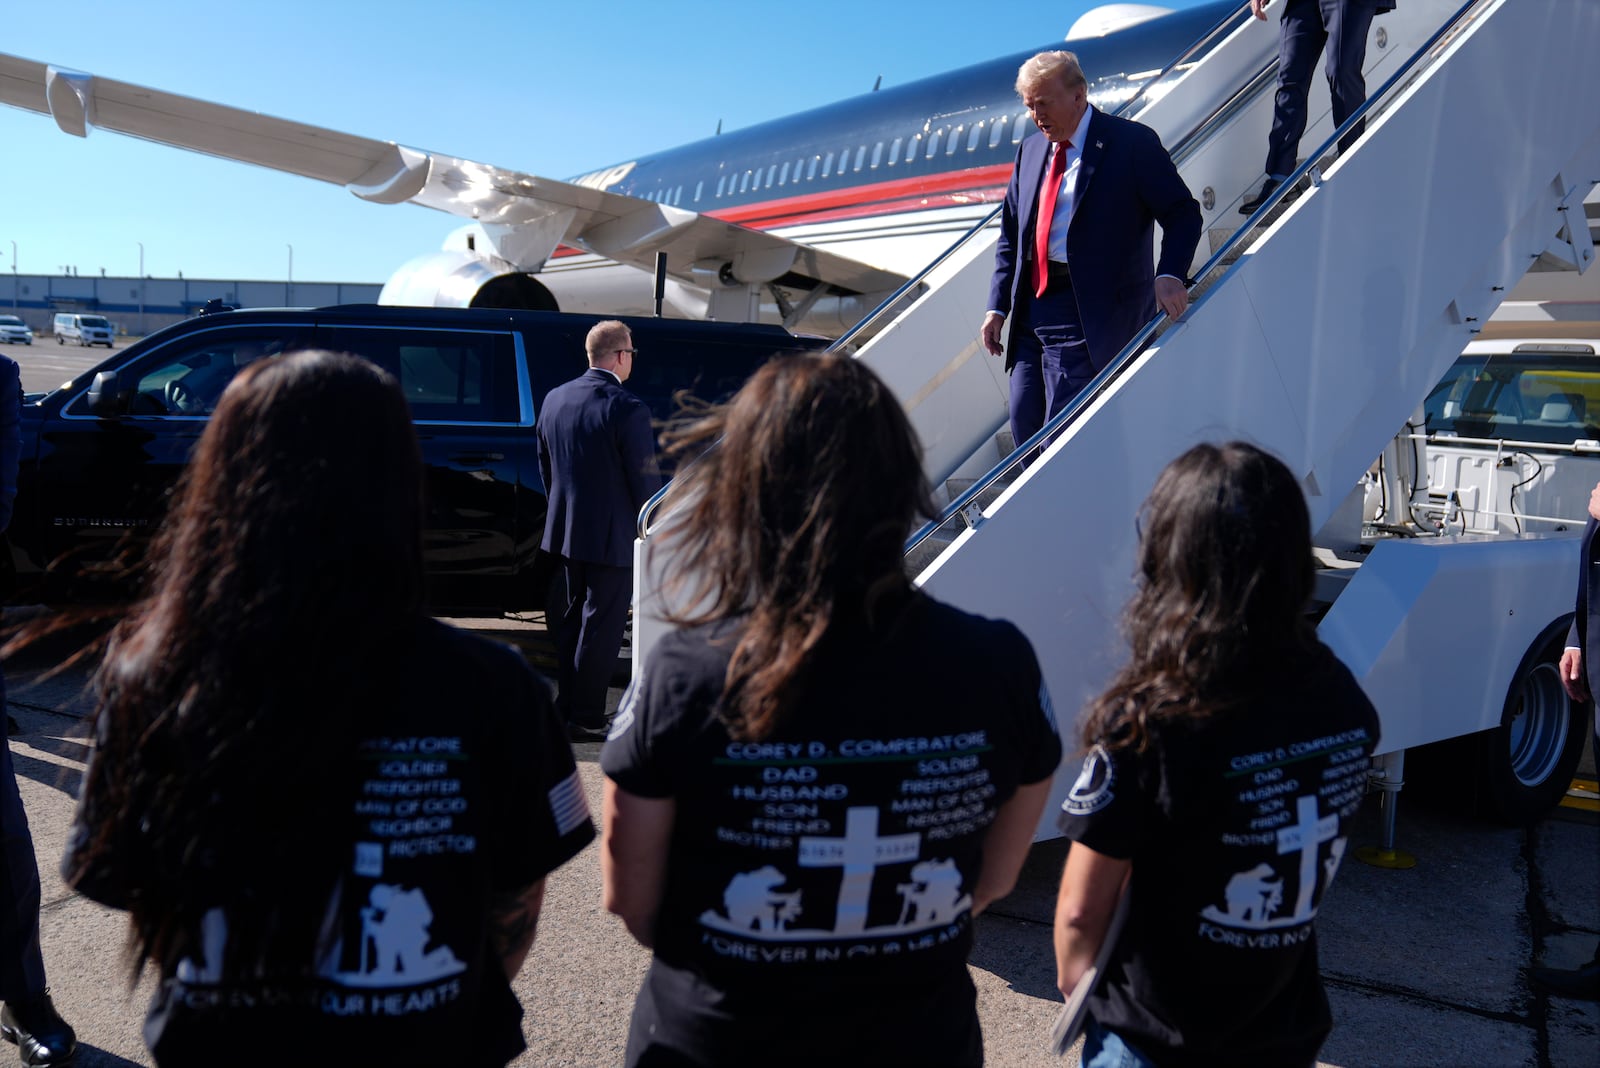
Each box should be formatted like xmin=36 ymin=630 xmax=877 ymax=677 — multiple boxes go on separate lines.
xmin=3 ymin=631 xmax=1598 ymax=1067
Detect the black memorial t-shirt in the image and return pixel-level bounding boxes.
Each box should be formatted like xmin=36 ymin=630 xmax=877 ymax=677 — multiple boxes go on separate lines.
xmin=1058 ymin=644 xmax=1380 ymax=1068
xmin=69 ymin=618 xmax=595 ymax=1068
xmin=601 ymin=591 xmax=1063 ymax=1066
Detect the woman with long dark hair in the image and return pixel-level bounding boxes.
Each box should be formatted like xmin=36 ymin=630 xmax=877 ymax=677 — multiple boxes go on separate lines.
xmin=62 ymin=351 xmax=594 ymax=1067
xmin=1054 ymin=441 xmax=1380 ymax=1067
xmin=600 ymin=353 xmax=1062 ymax=1066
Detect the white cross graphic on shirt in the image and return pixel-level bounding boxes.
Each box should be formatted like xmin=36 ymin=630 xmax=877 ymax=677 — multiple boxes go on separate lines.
xmin=798 ymin=806 xmax=920 ymax=935
xmin=1277 ymin=794 xmax=1339 ymax=923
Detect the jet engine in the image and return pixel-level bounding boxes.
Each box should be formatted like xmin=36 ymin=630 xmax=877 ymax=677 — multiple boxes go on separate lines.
xmin=378 ymin=250 xmax=558 ymax=311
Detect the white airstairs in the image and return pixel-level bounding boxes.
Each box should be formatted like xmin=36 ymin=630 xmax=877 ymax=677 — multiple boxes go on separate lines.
xmin=912 ymin=0 xmax=1600 ymax=827
xmin=636 ymin=0 xmax=1600 ymax=835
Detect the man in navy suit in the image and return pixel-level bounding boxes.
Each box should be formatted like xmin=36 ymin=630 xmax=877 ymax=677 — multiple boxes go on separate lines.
xmin=981 ymin=50 xmax=1201 ymax=451
xmin=537 ymin=321 xmax=662 ymax=741
xmin=1240 ymin=0 xmax=1396 ymax=214
xmin=0 ymin=354 xmax=78 ymax=1066
xmin=1549 ymin=479 xmax=1600 ymax=1000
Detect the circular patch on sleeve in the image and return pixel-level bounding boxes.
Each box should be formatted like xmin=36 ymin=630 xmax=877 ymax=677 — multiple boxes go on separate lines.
xmin=1062 ymin=743 xmax=1116 ymax=815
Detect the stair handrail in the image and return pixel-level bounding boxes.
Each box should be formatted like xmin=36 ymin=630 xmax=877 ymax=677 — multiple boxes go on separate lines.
xmin=903 ymin=0 xmax=1485 ymax=559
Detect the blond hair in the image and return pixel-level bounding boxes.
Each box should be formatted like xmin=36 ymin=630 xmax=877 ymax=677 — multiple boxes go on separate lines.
xmin=1015 ymin=50 xmax=1087 ymax=97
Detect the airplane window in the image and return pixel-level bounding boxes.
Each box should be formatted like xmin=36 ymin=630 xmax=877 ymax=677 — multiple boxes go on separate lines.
xmin=989 ymin=120 xmax=1008 ymax=149
xmin=779 ymin=162 xmax=790 ymax=186
xmin=822 ymin=152 xmax=835 ymax=178
xmin=870 ymin=142 xmax=884 ymax=169
xmin=807 ymin=156 xmax=819 ymax=180
xmin=946 ymin=126 xmax=964 ymax=155
xmin=716 ymin=175 xmax=727 ymax=198
xmin=695 ymin=181 xmax=703 ymax=203
xmin=673 ymin=185 xmax=682 ymax=205
xmin=1012 ymin=114 xmax=1030 ymax=143
xmin=888 ymin=138 xmax=902 ymax=165
xmin=853 ymin=145 xmax=867 ymax=172
xmin=766 ymin=164 xmax=777 ymax=187
xmin=967 ymin=123 xmax=984 ymax=151
xmin=794 ymin=157 xmax=804 ymax=180
xmin=926 ymin=130 xmax=942 ymax=158
xmin=905 ymin=135 xmax=920 ymax=163
xmin=740 ymin=170 xmax=752 ymax=194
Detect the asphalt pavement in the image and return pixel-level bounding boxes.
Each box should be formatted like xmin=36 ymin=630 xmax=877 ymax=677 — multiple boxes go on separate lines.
xmin=2 ymin=633 xmax=1596 ymax=1068
xmin=0 ymin=334 xmax=122 ymax=395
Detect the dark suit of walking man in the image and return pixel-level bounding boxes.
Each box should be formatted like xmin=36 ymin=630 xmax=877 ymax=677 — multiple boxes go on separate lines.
xmin=1241 ymin=0 xmax=1396 ymax=213
xmin=1549 ymin=479 xmax=1600 ymax=1000
xmin=982 ymin=50 xmax=1201 ymax=450
xmin=537 ymin=321 xmax=661 ymax=741
xmin=0 ymin=355 xmax=77 ymax=1066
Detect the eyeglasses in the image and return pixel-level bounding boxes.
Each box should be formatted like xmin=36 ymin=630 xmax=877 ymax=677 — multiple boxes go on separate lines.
xmin=616 ymin=348 xmax=637 ymax=356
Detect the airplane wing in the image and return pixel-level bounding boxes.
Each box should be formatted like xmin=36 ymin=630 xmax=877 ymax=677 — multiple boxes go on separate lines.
xmin=0 ymin=53 xmax=908 ymax=296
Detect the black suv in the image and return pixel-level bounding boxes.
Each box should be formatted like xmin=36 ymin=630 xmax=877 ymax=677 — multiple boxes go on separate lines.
xmin=10 ymin=304 xmax=826 ymax=613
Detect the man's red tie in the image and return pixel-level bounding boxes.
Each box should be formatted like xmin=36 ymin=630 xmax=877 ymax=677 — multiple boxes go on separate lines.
xmin=1033 ymin=141 xmax=1070 ymax=298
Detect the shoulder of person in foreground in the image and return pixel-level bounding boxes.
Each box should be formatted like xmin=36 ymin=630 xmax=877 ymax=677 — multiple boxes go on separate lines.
xmin=913 ymin=593 xmax=1064 ymax=770
xmin=420 ymin=618 xmax=596 ymax=867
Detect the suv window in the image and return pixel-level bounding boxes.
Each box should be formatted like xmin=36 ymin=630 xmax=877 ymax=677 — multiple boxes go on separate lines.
xmin=80 ymin=316 xmax=111 ymax=329
xmin=72 ymin=327 xmax=309 ymax=417
xmin=1425 ymin=346 xmax=1600 ymax=446
xmin=321 ymin=327 xmax=521 ymax=424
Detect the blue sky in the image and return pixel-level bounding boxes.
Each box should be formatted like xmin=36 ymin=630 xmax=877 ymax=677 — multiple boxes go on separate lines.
xmin=1 ymin=0 xmax=1212 ymax=285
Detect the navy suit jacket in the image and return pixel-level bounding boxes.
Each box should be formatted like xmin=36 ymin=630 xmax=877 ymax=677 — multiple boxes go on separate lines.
xmin=1566 ymin=517 xmax=1600 ymax=711
xmin=988 ymin=108 xmax=1202 ymax=373
xmin=536 ymin=368 xmax=662 ymax=569
xmin=0 ymin=356 xmax=20 ymax=533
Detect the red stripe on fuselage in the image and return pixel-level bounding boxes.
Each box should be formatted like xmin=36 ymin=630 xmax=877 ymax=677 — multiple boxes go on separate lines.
xmin=710 ymin=163 xmax=1013 ymax=228
xmin=548 ymin=163 xmax=1012 ymax=260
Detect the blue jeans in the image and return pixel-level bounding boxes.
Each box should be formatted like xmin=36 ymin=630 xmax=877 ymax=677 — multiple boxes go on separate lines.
xmin=1081 ymin=1018 xmax=1158 ymax=1068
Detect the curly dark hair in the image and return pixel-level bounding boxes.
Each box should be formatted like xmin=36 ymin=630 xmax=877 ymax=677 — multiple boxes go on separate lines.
xmin=652 ymin=353 xmax=935 ymax=741
xmin=68 ymin=350 xmax=425 ymax=975
xmin=1078 ymin=441 xmax=1317 ymax=754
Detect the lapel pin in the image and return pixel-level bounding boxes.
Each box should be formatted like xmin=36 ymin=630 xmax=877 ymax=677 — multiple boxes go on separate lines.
xmin=1095 ymin=140 xmax=1104 ymax=149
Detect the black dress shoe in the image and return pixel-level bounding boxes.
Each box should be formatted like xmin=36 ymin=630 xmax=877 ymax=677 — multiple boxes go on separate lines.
xmin=567 ymin=721 xmax=611 ymax=743
xmin=1239 ymin=177 xmax=1282 ymax=215
xmin=1531 ymin=957 xmax=1600 ymax=1000
xmin=0 ymin=993 xmax=76 ymax=1066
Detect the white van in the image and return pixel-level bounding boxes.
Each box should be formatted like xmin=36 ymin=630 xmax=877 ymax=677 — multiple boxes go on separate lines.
xmin=54 ymin=313 xmax=114 ymax=348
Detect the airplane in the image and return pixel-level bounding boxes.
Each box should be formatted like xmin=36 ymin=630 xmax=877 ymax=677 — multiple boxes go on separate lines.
xmin=0 ymin=1 xmax=1231 ymax=337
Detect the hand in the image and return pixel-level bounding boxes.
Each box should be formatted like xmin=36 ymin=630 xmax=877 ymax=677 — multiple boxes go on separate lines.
xmin=1588 ymin=479 xmax=1600 ymax=522
xmin=165 ymin=378 xmax=198 ymax=413
xmin=1154 ymin=276 xmax=1189 ymax=320
xmin=1250 ymin=0 xmax=1269 ymax=19
xmin=1560 ymin=647 xmax=1588 ymax=702
xmin=981 ymin=311 xmax=1006 ymax=358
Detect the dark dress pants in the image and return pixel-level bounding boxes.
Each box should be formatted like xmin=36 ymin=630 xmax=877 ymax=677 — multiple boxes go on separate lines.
xmin=555 ymin=557 xmax=632 ymax=728
xmin=0 ymin=669 xmax=46 ymax=1002
xmin=1007 ymin=275 xmax=1095 ymax=452
xmin=1266 ymin=0 xmax=1380 ymax=178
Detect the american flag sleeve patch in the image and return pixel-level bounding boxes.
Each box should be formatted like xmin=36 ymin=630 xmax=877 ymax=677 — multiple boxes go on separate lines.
xmin=548 ymin=770 xmax=590 ymax=836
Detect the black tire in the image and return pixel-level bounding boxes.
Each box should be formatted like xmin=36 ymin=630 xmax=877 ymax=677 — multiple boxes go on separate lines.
xmin=1476 ymin=625 xmax=1588 ymax=823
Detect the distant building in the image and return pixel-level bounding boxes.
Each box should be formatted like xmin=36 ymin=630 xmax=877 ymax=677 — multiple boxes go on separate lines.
xmin=2 ymin=271 xmax=381 ymax=337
